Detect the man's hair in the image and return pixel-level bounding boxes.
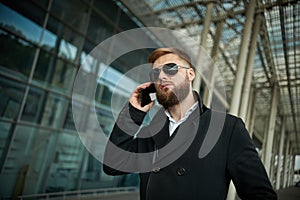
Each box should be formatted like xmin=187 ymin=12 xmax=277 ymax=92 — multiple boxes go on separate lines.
xmin=148 ymin=47 xmax=193 ymax=68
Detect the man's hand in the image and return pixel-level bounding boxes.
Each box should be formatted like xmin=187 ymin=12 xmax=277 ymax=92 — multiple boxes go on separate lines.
xmin=129 ymin=82 xmax=155 ymax=112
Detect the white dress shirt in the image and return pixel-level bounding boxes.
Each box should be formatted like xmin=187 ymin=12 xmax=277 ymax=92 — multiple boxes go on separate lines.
xmin=165 ymin=102 xmax=199 ymax=136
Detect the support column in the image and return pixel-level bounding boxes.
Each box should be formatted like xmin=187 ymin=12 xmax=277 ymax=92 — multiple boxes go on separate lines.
xmin=261 ymin=117 xmax=270 ymax=161
xmin=283 ymin=138 xmax=290 ymax=188
xmin=287 ymin=150 xmax=295 ymax=187
xmin=239 ymin=14 xmax=262 ymax=122
xmin=203 ymin=21 xmax=224 ymax=107
xmin=246 ymin=88 xmax=256 ymax=137
xmin=245 ymin=87 xmax=254 ymax=127
xmin=193 ymin=2 xmax=214 ymax=91
xmin=276 ymin=118 xmax=286 ymax=190
xmin=286 ymin=148 xmax=291 ymax=187
xmin=227 ymin=1 xmax=257 ymax=200
xmin=263 ymin=85 xmax=279 ymax=175
xmin=229 ymin=0 xmax=257 ymax=116
xmin=290 ymin=154 xmax=295 ymax=186
xmin=270 ymin=132 xmax=279 ymax=183
xmin=200 ymin=2 xmax=213 ymax=49
xmin=272 ymin=130 xmax=281 ymax=184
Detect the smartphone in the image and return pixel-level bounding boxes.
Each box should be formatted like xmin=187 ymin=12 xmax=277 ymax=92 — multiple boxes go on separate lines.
xmin=139 ymin=83 xmax=156 ymax=107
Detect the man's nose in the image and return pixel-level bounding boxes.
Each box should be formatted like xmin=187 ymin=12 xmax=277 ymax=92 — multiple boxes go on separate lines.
xmin=158 ymin=69 xmax=168 ymax=81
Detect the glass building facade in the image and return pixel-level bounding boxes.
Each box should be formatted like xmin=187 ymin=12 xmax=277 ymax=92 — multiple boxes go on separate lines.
xmin=0 ymin=0 xmax=154 ymax=198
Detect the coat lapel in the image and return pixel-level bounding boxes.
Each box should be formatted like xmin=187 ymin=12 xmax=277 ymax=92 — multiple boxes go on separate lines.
xmin=152 ymin=106 xmax=201 ymax=166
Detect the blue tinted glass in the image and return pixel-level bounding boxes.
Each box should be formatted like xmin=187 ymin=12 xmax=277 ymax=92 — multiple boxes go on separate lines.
xmin=0 ymin=3 xmax=43 ymax=44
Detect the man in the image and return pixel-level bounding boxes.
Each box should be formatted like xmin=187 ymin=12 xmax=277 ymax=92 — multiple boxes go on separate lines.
xmin=103 ymin=47 xmax=277 ymax=199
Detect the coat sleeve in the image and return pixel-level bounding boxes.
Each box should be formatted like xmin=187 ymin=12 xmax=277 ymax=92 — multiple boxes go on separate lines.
xmin=226 ymin=117 xmax=277 ymax=200
xmin=103 ymin=103 xmax=155 ymax=176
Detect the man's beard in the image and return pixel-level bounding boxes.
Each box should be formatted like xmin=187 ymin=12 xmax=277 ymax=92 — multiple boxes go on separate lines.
xmin=156 ymin=77 xmax=190 ymax=109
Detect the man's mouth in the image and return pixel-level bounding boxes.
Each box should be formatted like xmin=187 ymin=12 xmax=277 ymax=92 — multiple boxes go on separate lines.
xmin=160 ymin=84 xmax=170 ymax=90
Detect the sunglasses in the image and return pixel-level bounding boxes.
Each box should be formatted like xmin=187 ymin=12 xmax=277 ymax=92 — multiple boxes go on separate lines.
xmin=149 ymin=63 xmax=190 ymax=82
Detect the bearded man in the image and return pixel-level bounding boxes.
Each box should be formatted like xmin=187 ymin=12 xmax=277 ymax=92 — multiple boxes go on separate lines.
xmin=103 ymin=47 xmax=277 ymax=200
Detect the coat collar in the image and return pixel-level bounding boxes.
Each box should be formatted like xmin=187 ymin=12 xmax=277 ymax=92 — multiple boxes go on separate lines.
xmin=149 ymin=91 xmax=206 ymax=152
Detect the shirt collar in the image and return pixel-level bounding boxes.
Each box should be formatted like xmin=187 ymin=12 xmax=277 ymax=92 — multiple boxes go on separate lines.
xmin=165 ymin=101 xmax=199 ymax=123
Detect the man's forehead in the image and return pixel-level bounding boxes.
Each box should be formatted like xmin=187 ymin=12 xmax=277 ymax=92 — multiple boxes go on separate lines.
xmin=153 ymin=53 xmax=188 ymax=66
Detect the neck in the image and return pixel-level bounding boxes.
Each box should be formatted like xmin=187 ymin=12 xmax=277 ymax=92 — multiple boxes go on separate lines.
xmin=167 ymin=91 xmax=196 ymax=122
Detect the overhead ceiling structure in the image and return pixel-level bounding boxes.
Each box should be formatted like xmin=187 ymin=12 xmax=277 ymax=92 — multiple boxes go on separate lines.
xmin=119 ymin=0 xmax=300 ymax=154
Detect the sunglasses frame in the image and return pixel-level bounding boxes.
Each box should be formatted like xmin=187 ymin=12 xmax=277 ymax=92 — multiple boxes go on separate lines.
xmin=149 ymin=63 xmax=190 ymax=82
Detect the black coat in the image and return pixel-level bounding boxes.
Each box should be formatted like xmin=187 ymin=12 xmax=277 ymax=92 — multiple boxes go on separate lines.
xmin=103 ymin=97 xmax=277 ymax=200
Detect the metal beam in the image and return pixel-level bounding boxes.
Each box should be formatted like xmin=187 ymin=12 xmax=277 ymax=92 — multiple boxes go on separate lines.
xmin=263 ymin=85 xmax=279 ymax=175
xmin=148 ymin=0 xmax=299 ymax=29
xmin=138 ymin=0 xmax=212 ymax=17
xmin=276 ymin=117 xmax=286 ymax=190
xmin=229 ymin=0 xmax=256 ymax=116
xmin=279 ymin=6 xmax=299 ymax=151
xmin=239 ymin=14 xmax=262 ymax=121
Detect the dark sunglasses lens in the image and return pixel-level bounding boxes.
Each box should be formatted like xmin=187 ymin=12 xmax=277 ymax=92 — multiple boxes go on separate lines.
xmin=149 ymin=63 xmax=179 ymax=82
xmin=163 ymin=63 xmax=178 ymax=75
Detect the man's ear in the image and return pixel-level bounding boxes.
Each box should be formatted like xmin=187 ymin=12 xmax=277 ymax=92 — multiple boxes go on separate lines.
xmin=188 ymin=68 xmax=195 ymax=82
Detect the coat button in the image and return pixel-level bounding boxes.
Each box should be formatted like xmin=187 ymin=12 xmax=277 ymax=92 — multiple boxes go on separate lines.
xmin=176 ymin=167 xmax=185 ymax=176
xmin=153 ymin=167 xmax=160 ymax=173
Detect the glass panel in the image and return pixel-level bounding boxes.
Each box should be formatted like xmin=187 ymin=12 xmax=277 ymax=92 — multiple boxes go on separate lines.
xmin=40 ymin=28 xmax=57 ymax=51
xmin=87 ymin=10 xmax=114 ymax=44
xmin=118 ymin=11 xmax=139 ymax=31
xmin=51 ymin=59 xmax=76 ymax=92
xmin=0 ymin=77 xmax=26 ymax=120
xmin=111 ymin=49 xmax=150 ymax=74
xmin=44 ymin=16 xmax=85 ymax=62
xmin=3 ymin=125 xmax=37 ymax=170
xmin=0 ymin=121 xmax=11 ymax=160
xmin=93 ymin=0 xmax=118 ymax=23
xmin=63 ymin=103 xmax=76 ymax=131
xmin=0 ymin=125 xmax=49 ymax=195
xmin=33 ymin=49 xmax=77 ymax=93
xmin=0 ymin=121 xmax=13 ymax=197
xmin=58 ymin=39 xmax=78 ymax=61
xmin=21 ymin=89 xmax=67 ymax=128
xmin=0 ymin=30 xmax=36 ymax=79
xmin=31 ymin=0 xmax=49 ymax=9
xmin=50 ymin=0 xmax=89 ymax=33
xmin=95 ymin=105 xmax=114 ymax=136
xmin=0 ymin=125 xmax=82 ymax=194
xmin=17 ymin=126 xmax=54 ymax=194
xmin=45 ymin=131 xmax=84 ymax=192
xmin=81 ymin=39 xmax=96 ymax=62
xmin=21 ymin=86 xmax=43 ymax=123
xmin=40 ymin=93 xmax=67 ymax=128
xmin=0 ymin=2 xmax=44 ymax=44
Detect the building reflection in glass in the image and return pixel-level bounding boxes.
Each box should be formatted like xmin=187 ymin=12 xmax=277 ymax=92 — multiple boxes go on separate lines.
xmin=0 ymin=0 xmax=153 ymax=197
